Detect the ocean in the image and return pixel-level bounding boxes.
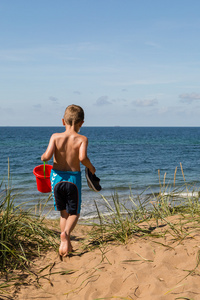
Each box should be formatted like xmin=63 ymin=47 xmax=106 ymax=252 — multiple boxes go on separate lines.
xmin=1 ymin=126 xmax=200 ymax=219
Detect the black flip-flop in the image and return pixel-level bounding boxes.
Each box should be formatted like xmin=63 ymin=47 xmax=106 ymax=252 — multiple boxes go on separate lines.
xmin=85 ymin=168 xmax=101 ymax=192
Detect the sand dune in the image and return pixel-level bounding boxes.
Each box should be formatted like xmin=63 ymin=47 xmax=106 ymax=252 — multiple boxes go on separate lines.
xmin=12 ymin=217 xmax=200 ymax=300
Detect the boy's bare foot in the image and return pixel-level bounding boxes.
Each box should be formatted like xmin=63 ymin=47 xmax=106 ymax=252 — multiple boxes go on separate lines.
xmin=59 ymin=232 xmax=73 ymax=257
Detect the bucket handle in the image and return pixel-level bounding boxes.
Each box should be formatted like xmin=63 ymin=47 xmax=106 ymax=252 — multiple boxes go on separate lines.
xmin=43 ymin=161 xmax=47 ymax=178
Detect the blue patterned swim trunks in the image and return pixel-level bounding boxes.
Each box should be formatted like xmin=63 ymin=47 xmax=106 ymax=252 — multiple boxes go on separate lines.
xmin=50 ymin=169 xmax=82 ymax=215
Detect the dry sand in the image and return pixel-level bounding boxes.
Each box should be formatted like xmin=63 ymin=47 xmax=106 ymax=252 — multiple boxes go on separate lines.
xmin=5 ymin=216 xmax=200 ymax=300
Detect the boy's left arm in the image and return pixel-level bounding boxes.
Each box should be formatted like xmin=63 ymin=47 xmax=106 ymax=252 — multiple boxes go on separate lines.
xmin=79 ymin=136 xmax=96 ymax=174
xmin=41 ymin=134 xmax=55 ymax=162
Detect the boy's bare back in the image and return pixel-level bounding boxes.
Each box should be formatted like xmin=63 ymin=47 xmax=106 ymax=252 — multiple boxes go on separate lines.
xmin=51 ymin=130 xmax=88 ymax=172
xmin=41 ymin=126 xmax=95 ymax=174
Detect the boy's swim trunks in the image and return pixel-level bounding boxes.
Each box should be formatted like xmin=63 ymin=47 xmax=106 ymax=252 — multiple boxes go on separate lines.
xmin=50 ymin=169 xmax=82 ymax=215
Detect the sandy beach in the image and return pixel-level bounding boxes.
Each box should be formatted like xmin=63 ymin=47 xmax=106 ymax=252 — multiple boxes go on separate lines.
xmin=4 ymin=215 xmax=197 ymax=300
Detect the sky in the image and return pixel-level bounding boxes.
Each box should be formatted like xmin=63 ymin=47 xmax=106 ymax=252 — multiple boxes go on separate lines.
xmin=1 ymin=0 xmax=200 ymax=126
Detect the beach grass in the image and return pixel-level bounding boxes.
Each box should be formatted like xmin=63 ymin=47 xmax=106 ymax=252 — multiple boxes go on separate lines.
xmin=1 ymin=162 xmax=200 ymax=298
xmin=85 ymin=164 xmax=200 ymax=251
xmin=0 ymin=160 xmax=60 ymax=296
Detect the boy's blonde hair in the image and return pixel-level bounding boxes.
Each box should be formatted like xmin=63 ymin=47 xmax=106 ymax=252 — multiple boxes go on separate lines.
xmin=64 ymin=105 xmax=84 ymax=125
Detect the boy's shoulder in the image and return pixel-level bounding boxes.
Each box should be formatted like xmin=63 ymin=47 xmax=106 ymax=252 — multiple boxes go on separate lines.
xmin=50 ymin=132 xmax=67 ymax=143
xmin=51 ymin=132 xmax=64 ymax=139
xmin=51 ymin=131 xmax=87 ymax=141
xmin=77 ymin=133 xmax=88 ymax=142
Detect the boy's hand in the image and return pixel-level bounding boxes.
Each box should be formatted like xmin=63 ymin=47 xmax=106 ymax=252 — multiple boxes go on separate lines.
xmin=41 ymin=154 xmax=46 ymax=161
xmin=90 ymin=165 xmax=96 ymax=175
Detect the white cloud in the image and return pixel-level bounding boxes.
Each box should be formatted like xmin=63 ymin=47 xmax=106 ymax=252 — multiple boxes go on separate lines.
xmin=33 ymin=104 xmax=42 ymax=110
xmin=94 ymin=96 xmax=111 ymax=106
xmin=0 ymin=43 xmax=103 ymax=63
xmin=179 ymin=93 xmax=200 ymax=103
xmin=111 ymin=98 xmax=127 ymax=103
xmin=132 ymin=99 xmax=158 ymax=107
xmin=108 ymin=78 xmax=179 ymax=87
xmin=73 ymin=91 xmax=81 ymax=95
xmin=49 ymin=96 xmax=59 ymax=103
xmin=0 ymin=106 xmax=12 ymax=115
xmin=145 ymin=41 xmax=161 ymax=49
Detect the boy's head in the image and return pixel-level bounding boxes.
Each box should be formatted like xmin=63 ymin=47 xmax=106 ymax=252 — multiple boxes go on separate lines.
xmin=63 ymin=104 xmax=84 ymax=126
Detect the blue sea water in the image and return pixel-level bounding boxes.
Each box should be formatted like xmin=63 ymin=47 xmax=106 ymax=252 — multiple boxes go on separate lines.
xmin=1 ymin=126 xmax=200 ymax=218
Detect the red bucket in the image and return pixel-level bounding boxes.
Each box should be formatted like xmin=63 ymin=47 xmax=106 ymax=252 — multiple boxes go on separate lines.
xmin=33 ymin=164 xmax=53 ymax=193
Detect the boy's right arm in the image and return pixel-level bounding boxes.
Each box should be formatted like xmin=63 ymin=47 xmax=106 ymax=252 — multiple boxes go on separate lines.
xmin=41 ymin=134 xmax=55 ymax=162
xmin=79 ymin=136 xmax=96 ymax=174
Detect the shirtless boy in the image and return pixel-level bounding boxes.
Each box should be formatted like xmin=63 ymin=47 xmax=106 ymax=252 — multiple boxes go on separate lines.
xmin=41 ymin=105 xmax=96 ymax=257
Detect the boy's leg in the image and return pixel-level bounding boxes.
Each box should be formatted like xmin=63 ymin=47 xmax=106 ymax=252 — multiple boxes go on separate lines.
xmin=60 ymin=210 xmax=69 ymax=232
xmin=59 ymin=211 xmax=80 ymax=257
